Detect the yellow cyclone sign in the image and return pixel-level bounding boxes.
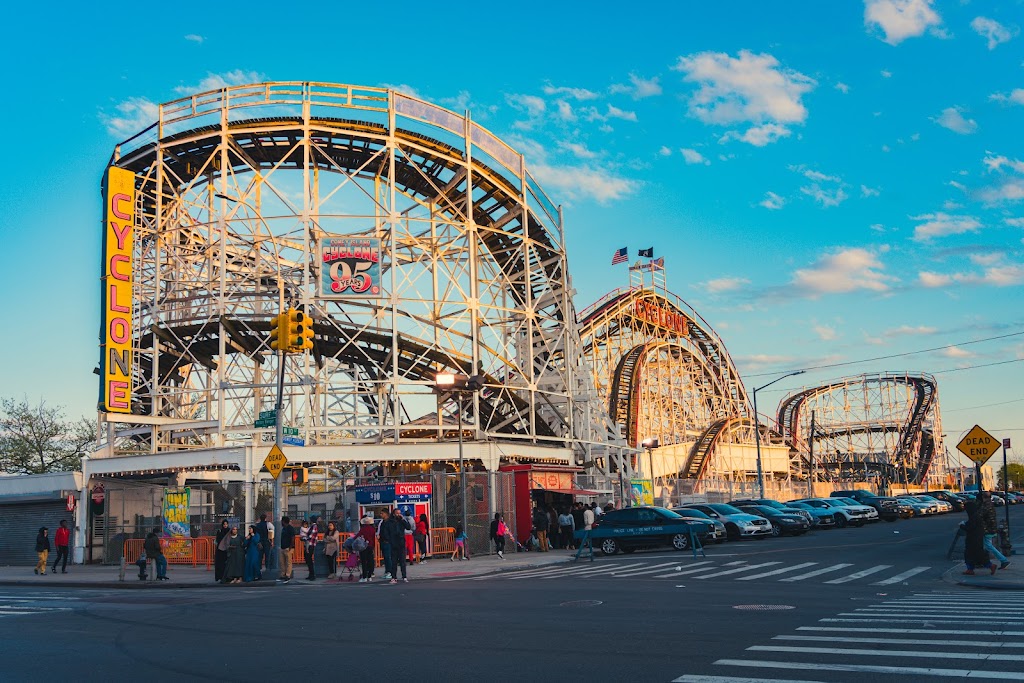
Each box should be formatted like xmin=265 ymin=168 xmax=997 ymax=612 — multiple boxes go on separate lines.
xmin=100 ymin=166 xmax=135 ymax=413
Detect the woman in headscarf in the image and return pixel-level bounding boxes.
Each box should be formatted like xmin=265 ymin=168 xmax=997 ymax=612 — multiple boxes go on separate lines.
xmin=963 ymin=500 xmax=996 ymax=575
xmin=214 ymin=520 xmax=230 ymax=582
xmin=355 ymin=516 xmax=377 ymax=582
xmin=222 ymin=525 xmax=244 ymax=584
xmin=323 ymin=521 xmax=340 ymax=579
xmin=244 ymin=524 xmax=262 ymax=582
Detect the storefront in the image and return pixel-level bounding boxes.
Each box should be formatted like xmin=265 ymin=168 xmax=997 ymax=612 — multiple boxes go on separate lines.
xmin=498 ymin=465 xmax=598 ymax=544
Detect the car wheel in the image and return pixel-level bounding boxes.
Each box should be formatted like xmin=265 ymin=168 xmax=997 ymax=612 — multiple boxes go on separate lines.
xmin=771 ymin=523 xmax=781 ymax=537
xmin=834 ymin=515 xmax=847 ymax=528
xmin=853 ymin=521 xmax=865 ymax=527
xmin=620 ymin=546 xmax=636 ymax=554
xmin=884 ymin=517 xmax=897 ymax=522
xmin=600 ymin=538 xmax=619 ymax=555
xmin=671 ymin=533 xmax=691 ymax=551
xmin=725 ymin=524 xmax=740 ymax=541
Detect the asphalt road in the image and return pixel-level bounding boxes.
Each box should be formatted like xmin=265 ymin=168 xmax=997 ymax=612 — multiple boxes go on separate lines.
xmin=1 ymin=507 xmax=1021 ymax=683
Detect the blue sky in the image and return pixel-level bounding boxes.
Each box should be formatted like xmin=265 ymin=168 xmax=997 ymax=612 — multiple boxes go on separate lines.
xmin=1 ymin=1 xmax=1021 ymax=467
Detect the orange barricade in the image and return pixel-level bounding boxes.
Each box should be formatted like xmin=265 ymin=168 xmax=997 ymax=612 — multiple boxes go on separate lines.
xmin=291 ymin=528 xmax=455 ymax=567
xmin=431 ymin=527 xmax=455 ymax=556
xmin=122 ymin=537 xmax=213 ymax=570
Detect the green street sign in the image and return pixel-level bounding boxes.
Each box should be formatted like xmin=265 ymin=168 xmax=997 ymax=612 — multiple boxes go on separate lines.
xmin=259 ymin=410 xmax=276 ymax=419
xmin=282 ymin=427 xmax=299 ymax=436
xmin=254 ymin=417 xmax=276 ymax=428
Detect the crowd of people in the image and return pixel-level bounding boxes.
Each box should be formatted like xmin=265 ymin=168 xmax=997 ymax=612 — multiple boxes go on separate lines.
xmin=528 ymin=501 xmax=612 ymax=551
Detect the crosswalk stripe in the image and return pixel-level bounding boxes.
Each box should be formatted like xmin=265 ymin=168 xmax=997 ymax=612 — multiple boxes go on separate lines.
xmin=845 ymin=611 xmax=1024 ymax=620
xmin=778 ymin=563 xmax=852 ymax=581
xmin=797 ymin=626 xmax=1024 ymax=636
xmin=775 ymin=634 xmax=1024 ymax=648
xmin=652 ymin=561 xmax=717 ymax=578
xmin=673 ymin=676 xmax=831 ymax=683
xmin=0 ymin=611 xmax=35 ymax=616
xmin=610 ymin=562 xmax=682 ymax=577
xmin=713 ymin=659 xmax=1024 ymax=679
xmin=502 ymin=565 xmax=594 ymax=579
xmin=693 ymin=562 xmax=784 ymax=580
xmin=541 ymin=563 xmax=645 ymax=579
xmin=823 ymin=564 xmax=891 ymax=584
xmin=872 ymin=566 xmax=931 ymax=584
xmin=822 ymin=617 xmax=1024 ymax=625
xmin=0 ymin=595 xmax=80 ymax=601
xmin=886 ymin=602 xmax=1024 ymax=611
xmin=0 ymin=605 xmax=69 ymax=611
xmin=748 ymin=644 xmax=1024 ymax=662
xmin=736 ymin=562 xmax=817 ymax=581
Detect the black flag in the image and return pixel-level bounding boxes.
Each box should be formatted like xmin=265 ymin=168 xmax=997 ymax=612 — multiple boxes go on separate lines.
xmin=638 ymin=247 xmax=654 ymax=258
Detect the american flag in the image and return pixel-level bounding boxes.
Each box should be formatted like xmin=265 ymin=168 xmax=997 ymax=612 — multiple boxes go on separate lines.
xmin=611 ymin=247 xmax=628 ymax=265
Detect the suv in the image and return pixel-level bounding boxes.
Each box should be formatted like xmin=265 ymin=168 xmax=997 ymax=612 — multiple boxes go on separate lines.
xmin=791 ymin=497 xmax=875 ymax=527
xmin=830 ymin=490 xmax=901 ymax=521
xmin=923 ymin=490 xmax=965 ymax=512
xmin=679 ymin=503 xmax=773 ymax=541
xmin=590 ymin=506 xmax=711 ymax=555
xmin=728 ymin=498 xmax=814 ymax=525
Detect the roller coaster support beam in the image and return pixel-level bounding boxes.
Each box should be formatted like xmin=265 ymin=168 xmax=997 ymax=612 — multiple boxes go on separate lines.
xmin=754 ymin=370 xmax=805 ymax=498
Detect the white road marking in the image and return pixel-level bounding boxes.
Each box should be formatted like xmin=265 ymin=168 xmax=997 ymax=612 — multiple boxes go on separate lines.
xmin=540 ymin=562 xmax=645 ymax=578
xmin=610 ymin=562 xmax=683 ymax=577
xmin=871 ymin=566 xmax=931 ymax=584
xmin=693 ymin=562 xmax=784 ymax=579
xmin=712 ymin=659 xmax=1024 ymax=679
xmin=778 ymin=563 xmax=852 ymax=582
xmin=674 ymin=676 xmax=830 ymax=683
xmin=652 ymin=561 xmax=717 ymax=578
xmin=843 ymin=611 xmax=1024 ymax=621
xmin=775 ymin=634 xmax=1024 ymax=648
xmin=747 ymin=645 xmax=1024 ymax=662
xmin=797 ymin=626 xmax=1024 ymax=636
xmin=823 ymin=565 xmax=891 ymax=584
xmin=735 ymin=562 xmax=817 ymax=581
xmin=822 ymin=617 xmax=1024 ymax=625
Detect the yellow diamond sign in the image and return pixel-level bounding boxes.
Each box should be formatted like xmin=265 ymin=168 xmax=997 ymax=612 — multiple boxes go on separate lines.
xmin=956 ymin=424 xmax=1001 ymax=465
xmin=263 ymin=444 xmax=288 ymax=479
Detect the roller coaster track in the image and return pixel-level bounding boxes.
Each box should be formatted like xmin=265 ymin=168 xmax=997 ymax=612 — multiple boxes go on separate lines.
xmin=680 ymin=416 xmax=757 ymax=480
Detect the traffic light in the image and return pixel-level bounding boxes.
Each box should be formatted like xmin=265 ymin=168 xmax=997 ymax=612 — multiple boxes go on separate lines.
xmin=269 ymin=312 xmax=286 ymax=352
xmin=284 ymin=309 xmax=313 ymax=353
xmin=289 ymin=467 xmax=307 ymax=485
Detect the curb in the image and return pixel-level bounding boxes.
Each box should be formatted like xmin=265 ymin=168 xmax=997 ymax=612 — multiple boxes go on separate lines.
xmin=0 ymin=578 xmax=279 ymax=590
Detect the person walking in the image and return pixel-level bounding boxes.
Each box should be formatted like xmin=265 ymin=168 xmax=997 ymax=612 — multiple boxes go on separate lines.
xmin=223 ymin=525 xmax=244 ymax=584
xmin=278 ymin=516 xmax=296 ymax=583
xmin=382 ymin=508 xmax=411 ymax=583
xmin=378 ymin=510 xmax=394 ymax=580
xmin=548 ymin=507 xmax=561 ymax=550
xmin=255 ymin=513 xmax=271 ymax=574
xmin=414 ymin=513 xmax=429 ymax=561
xmin=323 ymin=521 xmax=340 ymax=579
xmin=214 ymin=520 xmax=230 ymax=582
xmin=559 ymin=508 xmax=576 ymax=551
xmin=52 ymin=520 xmax=71 ymax=574
xmin=489 ymin=512 xmax=509 ymax=559
xmin=451 ymin=523 xmax=470 ymax=560
xmin=979 ymin=492 xmax=1010 ymax=569
xmin=301 ymin=517 xmax=320 ymax=581
xmin=34 ymin=527 xmax=50 ymax=575
xmin=532 ymin=504 xmax=549 ymax=552
xmin=571 ymin=502 xmax=586 ymax=538
xmin=265 ymin=516 xmax=277 ymax=575
xmin=963 ymin=500 xmax=997 ymax=575
xmin=243 ymin=525 xmax=262 ymax=582
xmin=403 ymin=508 xmax=416 ymax=564
xmin=144 ymin=528 xmax=168 ymax=581
xmin=355 ymin=516 xmax=376 ymax=582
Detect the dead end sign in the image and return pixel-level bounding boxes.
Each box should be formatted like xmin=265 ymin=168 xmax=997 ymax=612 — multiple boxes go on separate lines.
xmin=956 ymin=425 xmax=1001 ymax=465
xmin=263 ymin=444 xmax=288 ymax=479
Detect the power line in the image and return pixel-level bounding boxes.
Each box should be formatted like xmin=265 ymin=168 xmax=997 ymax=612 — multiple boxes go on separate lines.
xmin=745 ymin=329 xmax=1024 ymax=378
xmin=932 ymin=358 xmax=1024 ymax=375
xmin=943 ymin=397 xmax=1024 ymax=413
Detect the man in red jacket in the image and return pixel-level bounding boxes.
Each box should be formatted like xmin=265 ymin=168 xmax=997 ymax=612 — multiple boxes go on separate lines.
xmin=52 ymin=520 xmax=71 ymax=574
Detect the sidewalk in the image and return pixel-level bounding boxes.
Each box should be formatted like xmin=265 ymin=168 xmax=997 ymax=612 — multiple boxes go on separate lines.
xmin=944 ymin=531 xmax=1024 ymax=590
xmin=0 ymin=549 xmax=573 ymax=589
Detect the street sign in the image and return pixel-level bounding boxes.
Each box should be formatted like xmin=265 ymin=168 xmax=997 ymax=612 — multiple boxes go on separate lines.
xmin=1005 ymin=438 xmax=1012 ymax=450
xmin=282 ymin=426 xmax=299 ymax=436
xmin=255 ymin=416 xmax=276 ymax=428
xmin=263 ymin=444 xmax=288 ymax=478
xmin=957 ymin=425 xmax=1001 ymax=465
xmin=282 ymin=436 xmax=305 ymax=447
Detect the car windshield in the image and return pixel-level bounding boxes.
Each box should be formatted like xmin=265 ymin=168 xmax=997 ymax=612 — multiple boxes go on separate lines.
xmin=835 ymin=498 xmax=860 ymax=506
xmin=706 ymin=503 xmax=743 ymax=515
xmin=742 ymin=505 xmax=777 ymax=517
xmin=800 ymin=500 xmax=828 ymax=508
xmin=915 ymin=496 xmax=939 ymax=502
xmin=655 ymin=507 xmax=682 ymax=518
xmin=786 ymin=502 xmax=811 ymax=510
xmin=673 ymin=509 xmax=710 ymax=519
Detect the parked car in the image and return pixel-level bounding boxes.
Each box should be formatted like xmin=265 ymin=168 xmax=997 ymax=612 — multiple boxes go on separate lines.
xmin=791 ymin=498 xmax=872 ymax=528
xmin=728 ymin=498 xmax=814 ymax=525
xmin=874 ymin=496 xmax=914 ymax=519
xmin=830 ymin=490 xmax=902 ymax=521
xmin=784 ymin=501 xmax=837 ymax=528
xmin=734 ymin=504 xmax=810 ymax=536
xmin=991 ymin=491 xmax=1017 ymax=505
xmin=678 ymin=503 xmax=773 ymax=541
xmin=590 ymin=506 xmax=711 ymax=555
xmin=923 ymin=490 xmax=966 ymax=512
xmin=896 ymin=496 xmax=936 ymax=516
xmin=826 ymin=497 xmax=881 ymax=523
xmin=909 ymin=494 xmax=952 ymax=513
xmin=671 ymin=508 xmax=727 ymax=544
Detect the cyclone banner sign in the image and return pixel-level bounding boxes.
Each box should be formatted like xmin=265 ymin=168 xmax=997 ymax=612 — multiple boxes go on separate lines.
xmin=320 ymin=237 xmax=383 ymax=298
xmin=100 ymin=166 xmax=135 ymax=413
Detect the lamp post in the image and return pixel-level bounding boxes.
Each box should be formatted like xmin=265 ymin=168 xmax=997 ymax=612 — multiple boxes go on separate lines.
xmin=434 ymin=373 xmax=484 ymax=540
xmin=641 ymin=437 xmax=659 ymax=506
xmin=752 ymin=370 xmax=805 ymax=498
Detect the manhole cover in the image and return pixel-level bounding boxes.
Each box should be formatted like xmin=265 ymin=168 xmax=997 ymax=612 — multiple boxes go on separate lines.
xmin=560 ymin=599 xmax=603 ymax=607
xmin=732 ymin=604 xmax=795 ymax=611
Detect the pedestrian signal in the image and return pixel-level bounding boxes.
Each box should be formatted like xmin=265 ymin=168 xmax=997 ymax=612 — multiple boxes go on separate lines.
xmin=289 ymin=467 xmax=308 ymax=485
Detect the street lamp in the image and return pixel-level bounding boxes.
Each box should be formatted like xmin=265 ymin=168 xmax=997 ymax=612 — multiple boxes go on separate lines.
xmin=641 ymin=437 xmax=659 ymax=506
xmin=434 ymin=373 xmax=484 ymax=540
xmin=752 ymin=370 xmax=806 ymax=498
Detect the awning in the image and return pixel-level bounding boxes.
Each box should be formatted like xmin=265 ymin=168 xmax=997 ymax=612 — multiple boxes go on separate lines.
xmin=543 ymin=488 xmax=601 ymax=496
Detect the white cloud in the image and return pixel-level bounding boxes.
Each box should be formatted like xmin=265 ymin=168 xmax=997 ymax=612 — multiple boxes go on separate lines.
xmin=506 ymin=93 xmax=546 ymax=117
xmin=933 ymin=106 xmax=977 ymax=134
xmin=880 ymin=70 xmax=893 ymax=78
xmin=759 ymin=191 xmax=786 ymax=210
xmin=919 ymin=264 xmax=1024 ymax=288
xmin=835 ymin=82 xmax=850 ymax=94
xmin=554 ymin=100 xmax=576 ymax=122
xmin=673 ymin=50 xmax=815 ymax=146
xmin=581 ymin=104 xmax=638 ymax=123
xmin=703 ymin=277 xmax=750 ymax=294
xmin=791 ymin=167 xmax=841 ymax=183
xmin=658 ymin=146 xmax=672 ymax=157
xmin=970 ymin=252 xmax=1004 ymax=267
xmin=530 ymin=162 xmax=638 ymax=204
xmin=971 ymin=16 xmax=1017 ymax=50
xmin=813 ymin=324 xmax=837 ymax=341
xmin=100 ymin=97 xmax=159 ymax=136
xmin=791 ymin=247 xmax=895 ymax=296
xmin=184 ymin=34 xmax=205 ymax=43
xmin=885 ymin=324 xmax=938 ymax=336
xmin=870 ymin=223 xmax=886 ymax=232
xmin=609 ymin=73 xmax=662 ymax=99
xmin=178 ymin=69 xmax=265 ymax=95
xmin=918 ymin=271 xmax=952 ymax=287
xmin=942 ymin=346 xmax=973 ymax=358
xmin=911 ymin=212 xmax=982 ymax=240
xmin=800 ymin=184 xmax=848 ymax=207
xmin=864 ymin=0 xmax=943 ymax=46
xmin=861 ymin=184 xmax=881 ymax=197
xmin=983 ymin=153 xmax=1024 ymax=174
xmin=541 ymin=85 xmax=600 ymax=101
xmin=1005 ymin=217 xmax=1024 ymax=227
xmin=991 ymin=89 xmax=1024 ymax=106
xmin=558 ymin=141 xmax=598 ymax=159
xmin=680 ymin=148 xmax=710 ymax=166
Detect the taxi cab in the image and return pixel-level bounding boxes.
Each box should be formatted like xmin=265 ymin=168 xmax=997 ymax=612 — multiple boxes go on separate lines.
xmin=589 ymin=506 xmax=711 ymax=555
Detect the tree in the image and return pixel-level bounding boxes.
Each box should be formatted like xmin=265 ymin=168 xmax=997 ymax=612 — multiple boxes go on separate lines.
xmin=997 ymin=462 xmax=1024 ymax=491
xmin=0 ymin=397 xmax=95 ymax=474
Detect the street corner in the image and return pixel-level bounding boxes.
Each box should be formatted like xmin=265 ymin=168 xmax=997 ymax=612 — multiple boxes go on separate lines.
xmin=946 ymin=558 xmax=1024 ymax=591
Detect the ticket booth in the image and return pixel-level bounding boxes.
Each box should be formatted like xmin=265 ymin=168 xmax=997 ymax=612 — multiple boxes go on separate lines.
xmin=354 ymin=482 xmax=432 ymax=534
xmin=498 ymin=465 xmax=596 ymax=544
